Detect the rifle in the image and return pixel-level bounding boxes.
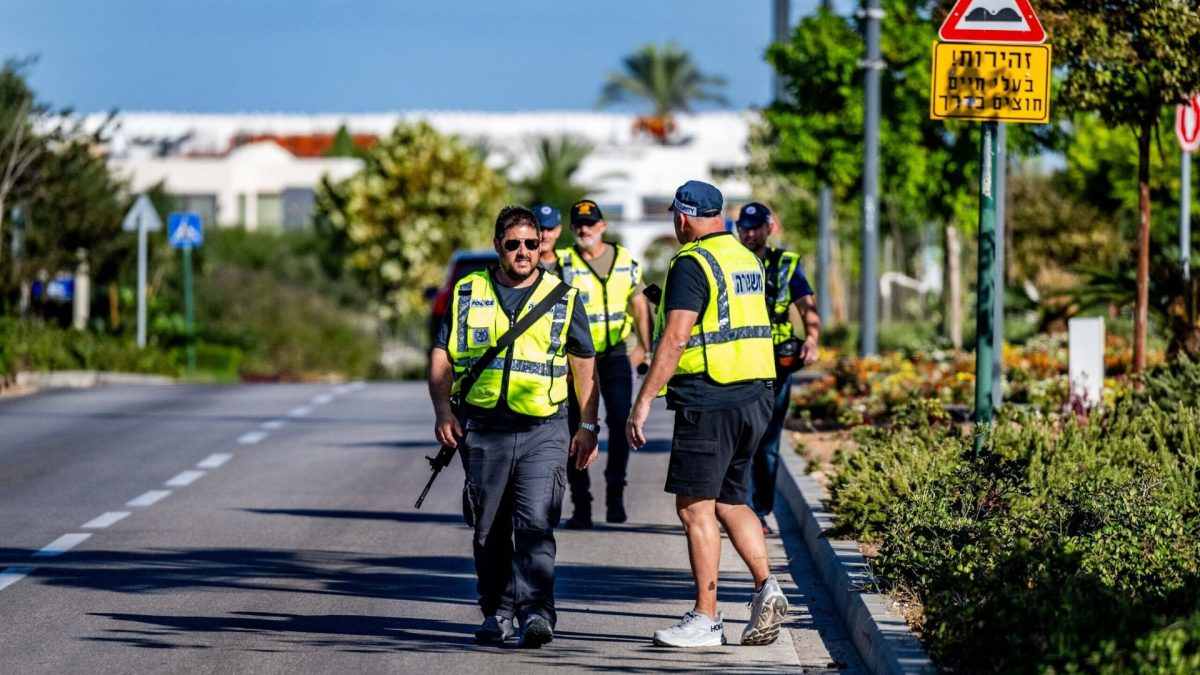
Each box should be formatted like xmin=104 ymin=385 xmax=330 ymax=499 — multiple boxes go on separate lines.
xmin=414 ymin=441 xmax=459 ymax=509
xmin=414 ymin=277 xmax=571 ymax=510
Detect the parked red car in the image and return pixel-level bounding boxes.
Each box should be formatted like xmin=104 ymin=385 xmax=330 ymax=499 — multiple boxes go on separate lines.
xmin=426 ymin=250 xmax=499 ymax=348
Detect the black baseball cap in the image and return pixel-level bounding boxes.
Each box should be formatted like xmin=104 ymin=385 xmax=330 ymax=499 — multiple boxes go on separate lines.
xmin=570 ymin=199 xmax=604 ymax=225
xmin=533 ymin=204 xmax=561 ymax=229
xmin=736 ymin=202 xmax=771 ymax=229
xmin=668 ymin=180 xmax=723 ymax=217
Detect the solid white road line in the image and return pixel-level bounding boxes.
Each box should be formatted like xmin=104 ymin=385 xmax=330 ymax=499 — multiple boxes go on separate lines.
xmin=165 ymin=470 xmax=205 ymax=487
xmin=262 ymin=419 xmax=286 ymax=430
xmin=312 ymin=393 xmax=333 ymax=405
xmin=197 ymin=453 xmax=233 ymax=469
xmin=127 ymin=490 xmax=171 ymax=507
xmin=0 ymin=567 xmax=36 ymax=592
xmin=82 ymin=512 xmax=130 ymax=529
xmin=287 ymin=406 xmax=312 ymax=418
xmin=33 ymin=533 xmax=91 ymax=557
xmin=238 ymin=431 xmax=268 ymax=445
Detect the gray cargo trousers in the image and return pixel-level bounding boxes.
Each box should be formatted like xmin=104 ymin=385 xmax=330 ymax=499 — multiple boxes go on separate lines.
xmin=462 ymin=417 xmax=569 ymax=627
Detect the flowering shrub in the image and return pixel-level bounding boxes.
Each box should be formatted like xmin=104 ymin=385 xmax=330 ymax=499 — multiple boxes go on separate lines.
xmin=793 ymin=332 xmax=1161 ymax=428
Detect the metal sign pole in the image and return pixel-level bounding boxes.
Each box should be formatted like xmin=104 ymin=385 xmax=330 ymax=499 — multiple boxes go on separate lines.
xmin=992 ymin=122 xmax=1007 ymax=409
xmin=1183 ymin=149 xmax=1192 ymax=282
xmin=183 ymin=246 xmax=196 ymax=375
xmin=974 ymin=121 xmax=998 ymax=456
xmin=137 ymin=218 xmax=148 ymax=348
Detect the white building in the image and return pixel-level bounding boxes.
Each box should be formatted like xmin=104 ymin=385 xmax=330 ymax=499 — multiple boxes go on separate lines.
xmin=95 ymin=110 xmax=759 ymax=259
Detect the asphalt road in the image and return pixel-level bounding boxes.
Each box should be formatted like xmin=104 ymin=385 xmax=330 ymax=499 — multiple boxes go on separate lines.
xmin=0 ymin=382 xmax=863 ymax=673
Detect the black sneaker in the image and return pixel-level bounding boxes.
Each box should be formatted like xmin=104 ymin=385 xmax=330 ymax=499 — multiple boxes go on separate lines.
xmin=565 ymin=511 xmax=593 ymax=529
xmin=518 ymin=615 xmax=554 ymax=648
xmin=474 ymin=615 xmax=515 ymax=644
xmin=606 ymin=485 xmax=627 ymax=524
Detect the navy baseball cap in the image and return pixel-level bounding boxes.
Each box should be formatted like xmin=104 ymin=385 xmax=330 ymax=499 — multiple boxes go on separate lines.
xmin=668 ymin=180 xmax=723 ymax=217
xmin=570 ymin=199 xmax=604 ymax=225
xmin=533 ymin=204 xmax=561 ymax=229
xmin=736 ymin=202 xmax=771 ymax=229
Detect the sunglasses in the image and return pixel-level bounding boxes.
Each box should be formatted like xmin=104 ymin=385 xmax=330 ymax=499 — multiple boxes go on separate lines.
xmin=502 ymin=238 xmax=540 ymax=252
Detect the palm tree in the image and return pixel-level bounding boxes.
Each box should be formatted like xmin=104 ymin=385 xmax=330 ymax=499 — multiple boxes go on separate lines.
xmin=514 ymin=135 xmax=600 ymax=208
xmin=598 ymin=43 xmax=728 ymax=144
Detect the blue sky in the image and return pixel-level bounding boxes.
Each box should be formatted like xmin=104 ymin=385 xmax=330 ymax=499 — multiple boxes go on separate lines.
xmin=1 ymin=1 xmax=844 ymax=114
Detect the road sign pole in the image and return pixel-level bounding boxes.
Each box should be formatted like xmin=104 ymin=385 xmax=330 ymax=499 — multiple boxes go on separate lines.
xmin=183 ymin=246 xmax=195 ymax=375
xmin=974 ymin=121 xmax=998 ymax=456
xmin=860 ymin=0 xmax=882 ymax=356
xmin=992 ymin=122 xmax=1007 ymax=409
xmin=1183 ymin=149 xmax=1192 ymax=282
xmin=818 ymin=186 xmax=833 ymax=324
xmin=137 ymin=219 xmax=148 ymax=348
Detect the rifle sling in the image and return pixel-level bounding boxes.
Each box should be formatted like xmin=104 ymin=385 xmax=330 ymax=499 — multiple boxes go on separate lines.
xmin=455 ymin=280 xmax=571 ymax=402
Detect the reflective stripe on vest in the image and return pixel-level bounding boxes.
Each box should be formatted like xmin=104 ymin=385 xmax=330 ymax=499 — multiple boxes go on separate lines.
xmin=446 ymin=270 xmax=576 ymax=418
xmin=767 ymin=248 xmax=802 ymax=345
xmin=655 ymin=233 xmax=775 ymax=386
xmin=556 ymin=245 xmax=641 ymax=352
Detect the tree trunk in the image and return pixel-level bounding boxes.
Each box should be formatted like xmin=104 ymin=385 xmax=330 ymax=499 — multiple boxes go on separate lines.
xmin=1134 ymin=118 xmax=1152 ymax=373
xmin=944 ymin=221 xmax=963 ymax=350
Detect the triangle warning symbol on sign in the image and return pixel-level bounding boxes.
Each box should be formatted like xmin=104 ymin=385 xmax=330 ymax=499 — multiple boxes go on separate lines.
xmin=939 ymin=0 xmax=1046 ymax=44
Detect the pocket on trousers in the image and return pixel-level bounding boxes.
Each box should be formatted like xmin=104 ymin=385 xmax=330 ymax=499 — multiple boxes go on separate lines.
xmin=462 ymin=479 xmax=478 ymax=529
xmin=668 ymin=439 xmax=720 ymax=487
xmin=547 ymin=465 xmax=566 ymax=528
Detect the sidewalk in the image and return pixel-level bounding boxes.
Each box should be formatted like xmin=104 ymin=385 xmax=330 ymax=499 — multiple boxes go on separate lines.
xmin=467 ymin=398 xmax=866 ymax=673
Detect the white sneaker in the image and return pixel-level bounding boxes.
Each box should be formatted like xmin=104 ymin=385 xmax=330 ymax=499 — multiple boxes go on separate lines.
xmin=741 ymin=575 xmax=788 ymax=645
xmin=653 ymin=610 xmax=727 ymax=647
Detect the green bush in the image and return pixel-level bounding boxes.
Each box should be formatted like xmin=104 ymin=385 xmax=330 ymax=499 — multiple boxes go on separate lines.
xmin=828 ymin=374 xmax=1200 ymax=673
xmin=0 ymin=318 xmax=180 ymax=376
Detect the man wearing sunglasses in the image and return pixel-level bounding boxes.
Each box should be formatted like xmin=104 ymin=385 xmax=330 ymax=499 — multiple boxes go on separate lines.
xmin=429 ymin=205 xmax=600 ymax=648
xmin=554 ymin=199 xmax=653 ymax=529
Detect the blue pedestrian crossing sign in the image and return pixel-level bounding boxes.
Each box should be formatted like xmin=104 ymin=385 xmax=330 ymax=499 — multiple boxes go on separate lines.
xmin=168 ymin=212 xmax=204 ymax=249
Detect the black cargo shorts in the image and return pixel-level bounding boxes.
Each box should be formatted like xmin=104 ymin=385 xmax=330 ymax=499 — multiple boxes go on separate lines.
xmin=664 ymin=387 xmax=773 ymax=504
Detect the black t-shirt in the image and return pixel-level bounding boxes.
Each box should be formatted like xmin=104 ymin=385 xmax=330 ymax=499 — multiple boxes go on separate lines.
xmin=661 ymin=233 xmax=772 ymax=411
xmin=434 ymin=267 xmax=595 ymax=427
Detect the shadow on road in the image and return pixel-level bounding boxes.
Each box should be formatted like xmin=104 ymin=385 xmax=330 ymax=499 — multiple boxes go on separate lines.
xmin=243 ymin=508 xmax=467 ymax=525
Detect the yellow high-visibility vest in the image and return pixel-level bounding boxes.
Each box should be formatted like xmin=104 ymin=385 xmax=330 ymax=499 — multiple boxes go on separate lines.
xmin=556 ymin=245 xmax=641 ymax=352
xmin=765 ymin=247 xmax=803 ymax=345
xmin=447 ymin=270 xmax=577 ymax=418
xmin=655 ymin=233 xmax=775 ymax=386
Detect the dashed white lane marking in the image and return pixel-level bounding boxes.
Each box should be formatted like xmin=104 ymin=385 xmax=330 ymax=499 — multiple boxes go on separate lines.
xmin=82 ymin=512 xmax=130 ymax=529
xmin=197 ymin=453 xmax=233 ymax=469
xmin=0 ymin=567 xmax=36 ymax=591
xmin=312 ymin=393 xmax=334 ymax=405
xmin=127 ymin=490 xmax=171 ymax=507
xmin=165 ymin=470 xmax=206 ymax=487
xmin=238 ymin=431 xmax=268 ymax=445
xmin=33 ymin=533 xmax=91 ymax=557
xmin=332 ymin=385 xmax=353 ymax=396
xmin=287 ymin=406 xmax=311 ymax=418
xmin=262 ymin=419 xmax=286 ymax=430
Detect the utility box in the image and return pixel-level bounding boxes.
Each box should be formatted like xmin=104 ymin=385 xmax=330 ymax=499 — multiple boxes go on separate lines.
xmin=1068 ymin=317 xmax=1105 ymax=406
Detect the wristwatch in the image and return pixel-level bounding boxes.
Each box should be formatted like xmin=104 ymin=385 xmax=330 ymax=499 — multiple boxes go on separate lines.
xmin=579 ymin=421 xmax=600 ymax=434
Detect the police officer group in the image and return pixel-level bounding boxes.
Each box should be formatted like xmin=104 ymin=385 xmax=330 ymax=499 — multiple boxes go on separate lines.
xmin=428 ymin=180 xmax=819 ymax=649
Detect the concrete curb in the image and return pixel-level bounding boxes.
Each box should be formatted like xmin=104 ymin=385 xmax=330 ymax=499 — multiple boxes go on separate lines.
xmin=14 ymin=371 xmax=175 ymax=389
xmin=776 ymin=443 xmax=936 ymax=675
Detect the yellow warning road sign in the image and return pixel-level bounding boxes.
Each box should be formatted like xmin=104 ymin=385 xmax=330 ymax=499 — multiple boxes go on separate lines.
xmin=929 ymin=41 xmax=1052 ymax=123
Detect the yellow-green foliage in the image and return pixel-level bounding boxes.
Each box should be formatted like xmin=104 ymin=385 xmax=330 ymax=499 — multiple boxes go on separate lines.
xmin=315 ymin=122 xmax=508 ymax=318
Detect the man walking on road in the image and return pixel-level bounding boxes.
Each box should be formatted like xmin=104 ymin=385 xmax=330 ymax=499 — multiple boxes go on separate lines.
xmin=429 ymin=205 xmax=600 ymax=648
xmin=627 ymin=181 xmax=789 ymax=648
xmin=555 ymin=199 xmax=654 ymax=528
xmin=735 ymin=203 xmax=820 ymax=534
xmin=534 ymin=204 xmax=562 ymax=272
